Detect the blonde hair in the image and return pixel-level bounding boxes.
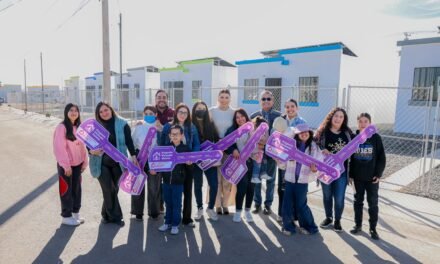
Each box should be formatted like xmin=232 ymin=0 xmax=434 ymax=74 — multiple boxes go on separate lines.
xmin=273 ymin=117 xmax=288 ymax=133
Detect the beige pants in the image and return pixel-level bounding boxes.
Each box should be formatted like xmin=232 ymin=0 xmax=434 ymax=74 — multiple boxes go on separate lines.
xmin=214 ymin=155 xmax=236 ymax=208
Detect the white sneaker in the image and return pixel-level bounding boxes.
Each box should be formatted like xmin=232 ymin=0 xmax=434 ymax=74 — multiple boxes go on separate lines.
xmin=251 ymin=178 xmax=261 ymax=184
xmin=260 ymin=173 xmax=272 ymax=180
xmin=170 ymin=226 xmax=179 ymax=235
xmin=233 ymin=210 xmax=242 ymax=223
xmin=244 ymin=210 xmax=254 ymax=223
xmin=158 ymin=224 xmax=170 ymax=232
xmin=194 ymin=208 xmax=204 ymax=220
xmin=62 ymin=216 xmax=80 ymax=226
xmin=299 ymin=227 xmax=311 ymax=235
xmin=206 ymin=209 xmax=219 ymax=221
xmin=73 ymin=213 xmax=85 ymax=224
xmin=276 ymin=215 xmax=283 ymax=222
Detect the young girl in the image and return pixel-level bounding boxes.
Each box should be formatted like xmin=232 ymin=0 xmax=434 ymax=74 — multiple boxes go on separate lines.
xmin=349 ymin=113 xmax=386 ymax=240
xmin=282 ymin=123 xmax=320 ymax=235
xmin=315 ymin=107 xmax=354 ymax=232
xmin=192 ymin=101 xmax=220 ymax=221
xmin=53 ymin=103 xmax=88 ymax=226
xmin=250 ymin=117 xmax=269 ymax=184
xmin=160 ymin=103 xmax=200 ymax=227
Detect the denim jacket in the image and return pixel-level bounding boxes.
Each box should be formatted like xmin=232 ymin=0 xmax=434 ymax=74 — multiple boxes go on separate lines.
xmin=160 ymin=123 xmax=201 ymax=151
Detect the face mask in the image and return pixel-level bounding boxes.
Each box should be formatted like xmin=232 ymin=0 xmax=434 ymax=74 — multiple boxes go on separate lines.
xmin=144 ymin=115 xmax=156 ymax=124
xmin=195 ymin=110 xmax=206 ymax=119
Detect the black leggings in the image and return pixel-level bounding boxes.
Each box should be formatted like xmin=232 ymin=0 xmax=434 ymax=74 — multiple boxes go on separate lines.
xmin=235 ymin=160 xmax=255 ymax=211
xmin=98 ymin=156 xmax=123 ymax=222
xmin=182 ymin=165 xmax=194 ymax=224
xmin=57 ymin=163 xmax=82 ymax=217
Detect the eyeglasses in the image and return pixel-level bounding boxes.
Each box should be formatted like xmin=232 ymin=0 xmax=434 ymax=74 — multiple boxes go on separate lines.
xmin=170 ymin=132 xmax=181 ymax=137
xmin=261 ymin=97 xmax=272 ymax=102
xmin=177 ymin=111 xmax=188 ymax=116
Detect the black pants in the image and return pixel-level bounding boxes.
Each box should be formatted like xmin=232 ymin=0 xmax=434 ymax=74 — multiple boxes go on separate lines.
xmin=131 ymin=167 xmax=162 ymax=218
xmin=98 ymin=156 xmax=123 ymax=222
xmin=58 ymin=164 xmax=82 ymax=217
xmin=353 ymin=180 xmax=379 ymax=229
xmin=236 ymin=160 xmax=255 ymax=211
xmin=277 ymin=169 xmax=286 ymax=216
xmin=182 ymin=165 xmax=194 ymax=225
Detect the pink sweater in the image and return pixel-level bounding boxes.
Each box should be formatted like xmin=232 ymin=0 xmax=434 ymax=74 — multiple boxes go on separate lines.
xmin=53 ymin=124 xmax=89 ymax=171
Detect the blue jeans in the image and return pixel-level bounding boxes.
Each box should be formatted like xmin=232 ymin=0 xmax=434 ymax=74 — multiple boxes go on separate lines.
xmin=321 ymin=172 xmax=348 ymax=221
xmin=193 ymin=166 xmax=218 ymax=210
xmin=253 ymin=156 xmax=276 ymax=207
xmin=282 ymin=182 xmax=318 ymax=234
xmin=251 ymin=160 xmax=262 ymax=182
xmin=163 ymin=183 xmax=183 ymax=227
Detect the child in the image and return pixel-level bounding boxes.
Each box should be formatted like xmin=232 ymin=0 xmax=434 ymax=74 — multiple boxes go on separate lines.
xmin=250 ymin=117 xmax=269 ymax=184
xmin=349 ymin=113 xmax=386 ymax=240
xmin=282 ymin=123 xmax=320 ymax=236
xmin=158 ymin=125 xmax=190 ymax=235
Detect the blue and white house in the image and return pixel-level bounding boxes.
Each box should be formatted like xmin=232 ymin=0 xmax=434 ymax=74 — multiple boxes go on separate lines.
xmin=394 ymin=36 xmax=440 ymax=135
xmin=235 ymin=42 xmax=357 ymax=127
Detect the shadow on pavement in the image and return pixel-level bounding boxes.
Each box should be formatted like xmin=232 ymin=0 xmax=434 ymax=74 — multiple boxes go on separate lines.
xmin=33 ymin=225 xmax=77 ymax=264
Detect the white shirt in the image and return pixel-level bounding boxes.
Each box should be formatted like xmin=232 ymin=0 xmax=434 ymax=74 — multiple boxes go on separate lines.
xmin=209 ymin=106 xmax=235 ymax=138
xmin=131 ymin=122 xmax=157 ymax=150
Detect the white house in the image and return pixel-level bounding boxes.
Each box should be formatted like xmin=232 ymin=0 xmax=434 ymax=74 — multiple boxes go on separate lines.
xmin=235 ymin=42 xmax=357 ymax=128
xmin=160 ymin=57 xmax=237 ymax=108
xmin=84 ymin=71 xmax=118 ymax=110
xmin=0 ymin=84 xmax=21 ymax=103
xmin=64 ymin=76 xmax=83 ymax=105
xmin=26 ymin=85 xmax=61 ymax=104
xmin=394 ymin=36 xmax=440 ymax=135
xmin=126 ymin=66 xmax=160 ymax=111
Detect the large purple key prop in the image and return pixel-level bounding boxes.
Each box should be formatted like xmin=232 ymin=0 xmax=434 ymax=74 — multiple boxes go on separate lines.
xmin=198 ymin=122 xmax=253 ymax=170
xmin=221 ymin=123 xmax=269 ymax=184
xmin=118 ymin=126 xmax=157 ymax=195
xmin=265 ymin=131 xmax=340 ymax=180
xmin=318 ymin=124 xmax=378 ymax=184
xmin=148 ymin=146 xmax=223 ymax=172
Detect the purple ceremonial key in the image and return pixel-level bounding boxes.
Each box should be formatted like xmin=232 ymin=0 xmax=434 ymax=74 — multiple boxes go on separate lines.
xmin=265 ymin=131 xmax=340 ymax=180
xmin=318 ymin=124 xmax=378 ymax=184
xmin=221 ymin=123 xmax=269 ymax=184
xmin=118 ymin=126 xmax=157 ymax=195
xmin=148 ymin=146 xmax=223 ymax=172
xmin=198 ymin=122 xmax=253 ymax=170
xmin=76 ymin=119 xmax=143 ymax=176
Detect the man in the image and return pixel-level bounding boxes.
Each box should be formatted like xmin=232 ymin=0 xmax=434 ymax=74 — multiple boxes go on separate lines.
xmin=250 ymin=90 xmax=281 ymax=215
xmin=155 ymin=89 xmax=175 ymax=127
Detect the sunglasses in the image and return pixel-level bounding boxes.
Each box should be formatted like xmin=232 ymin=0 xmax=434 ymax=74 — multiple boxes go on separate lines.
xmin=261 ymin=97 xmax=272 ymax=102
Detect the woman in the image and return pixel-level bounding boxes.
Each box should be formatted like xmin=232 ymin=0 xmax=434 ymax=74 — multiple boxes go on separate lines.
xmin=53 ymin=103 xmax=88 ymax=226
xmin=89 ymin=102 xmax=138 ymax=227
xmin=349 ymin=113 xmax=386 ymax=240
xmin=210 ymin=89 xmax=235 ymax=215
xmin=192 ymin=101 xmax=220 ymax=221
xmin=315 ymin=107 xmax=354 ymax=232
xmin=225 ymin=108 xmax=255 ymax=223
xmin=160 ymin=103 xmax=200 ymax=227
xmin=131 ymin=105 xmax=161 ymax=221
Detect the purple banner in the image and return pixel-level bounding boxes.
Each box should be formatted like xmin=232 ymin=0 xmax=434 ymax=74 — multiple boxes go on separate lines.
xmin=119 ymin=126 xmax=157 ymax=195
xmin=266 ymin=131 xmax=340 ymax=180
xmin=148 ymin=146 xmax=223 ymax=172
xmin=221 ymin=123 xmax=269 ymax=184
xmin=76 ymin=119 xmax=147 ymax=186
xmin=198 ymin=122 xmax=253 ymax=170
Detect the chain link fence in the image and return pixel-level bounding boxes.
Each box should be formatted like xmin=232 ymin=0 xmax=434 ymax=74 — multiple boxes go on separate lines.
xmin=5 ymin=85 xmax=440 ymax=200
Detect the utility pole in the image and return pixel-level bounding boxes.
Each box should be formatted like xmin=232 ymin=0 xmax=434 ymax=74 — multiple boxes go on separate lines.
xmin=24 ymin=59 xmax=27 ymax=113
xmin=119 ymin=12 xmax=123 ymax=111
xmin=102 ymin=0 xmax=111 ymax=103
xmin=40 ymin=52 xmax=45 ymax=113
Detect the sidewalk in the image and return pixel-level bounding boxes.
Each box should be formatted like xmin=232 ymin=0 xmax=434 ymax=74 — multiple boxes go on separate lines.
xmin=0 ymin=106 xmax=439 ymax=264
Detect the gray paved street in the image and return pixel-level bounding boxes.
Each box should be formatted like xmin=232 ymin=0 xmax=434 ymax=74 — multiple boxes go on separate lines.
xmin=1 ymin=106 xmax=439 ymax=264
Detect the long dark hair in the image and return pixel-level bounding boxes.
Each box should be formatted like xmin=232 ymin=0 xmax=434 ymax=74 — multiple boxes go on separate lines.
xmin=192 ymin=101 xmax=219 ymax=142
xmin=315 ymin=107 xmax=352 ymax=140
xmin=172 ymin=103 xmax=192 ymax=128
xmin=294 ymin=131 xmax=314 ymax=155
xmin=62 ymin=103 xmax=81 ymax=141
xmin=231 ymin=108 xmax=250 ymax=130
xmin=95 ymin=101 xmax=117 ymax=124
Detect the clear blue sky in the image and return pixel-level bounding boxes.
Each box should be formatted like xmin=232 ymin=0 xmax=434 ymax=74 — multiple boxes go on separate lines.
xmin=0 ymin=0 xmax=439 ymax=86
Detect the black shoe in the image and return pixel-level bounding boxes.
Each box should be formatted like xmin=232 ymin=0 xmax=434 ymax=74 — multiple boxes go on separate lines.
xmin=320 ymin=218 xmax=333 ymax=228
xmin=370 ymin=228 xmax=380 ymax=240
xmin=350 ymin=225 xmax=362 ymax=234
xmin=252 ymin=205 xmax=261 ymax=214
xmin=135 ymin=215 xmax=143 ymax=221
xmin=115 ymin=219 xmax=125 ymax=227
xmin=101 ymin=218 xmax=109 ymax=224
xmin=333 ymin=220 xmax=342 ymax=232
xmin=216 ymin=207 xmax=223 ymax=215
xmin=149 ymin=215 xmax=159 ymax=220
xmin=222 ymin=207 xmax=229 ymax=215
xmin=263 ymin=206 xmax=272 ymax=215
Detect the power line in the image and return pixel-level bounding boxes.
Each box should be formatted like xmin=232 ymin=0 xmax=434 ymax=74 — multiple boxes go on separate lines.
xmin=55 ymin=0 xmax=93 ymax=31
xmin=0 ymin=0 xmax=23 ymax=14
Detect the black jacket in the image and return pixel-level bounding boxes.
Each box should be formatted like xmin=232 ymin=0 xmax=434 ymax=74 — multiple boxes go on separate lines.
xmin=161 ymin=142 xmax=189 ymax=185
xmin=349 ymin=131 xmax=386 ymax=181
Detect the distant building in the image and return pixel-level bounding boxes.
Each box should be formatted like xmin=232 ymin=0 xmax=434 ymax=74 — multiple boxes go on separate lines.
xmin=0 ymin=84 xmax=21 ymax=103
xmin=64 ymin=76 xmax=83 ymax=105
xmin=26 ymin=85 xmax=61 ymax=104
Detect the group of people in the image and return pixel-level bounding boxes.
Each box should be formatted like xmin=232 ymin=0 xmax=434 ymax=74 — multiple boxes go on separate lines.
xmin=53 ymin=88 xmax=386 ymax=239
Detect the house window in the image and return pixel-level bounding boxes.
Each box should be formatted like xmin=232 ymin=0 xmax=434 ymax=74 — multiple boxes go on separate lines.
xmin=243 ymin=79 xmax=259 ymax=101
xmin=192 ymin=80 xmax=202 ymax=102
xmin=412 ymin=67 xmax=440 ymax=101
xmin=299 ymin=77 xmax=318 ymax=103
xmin=134 ymin=83 xmax=140 ymax=99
